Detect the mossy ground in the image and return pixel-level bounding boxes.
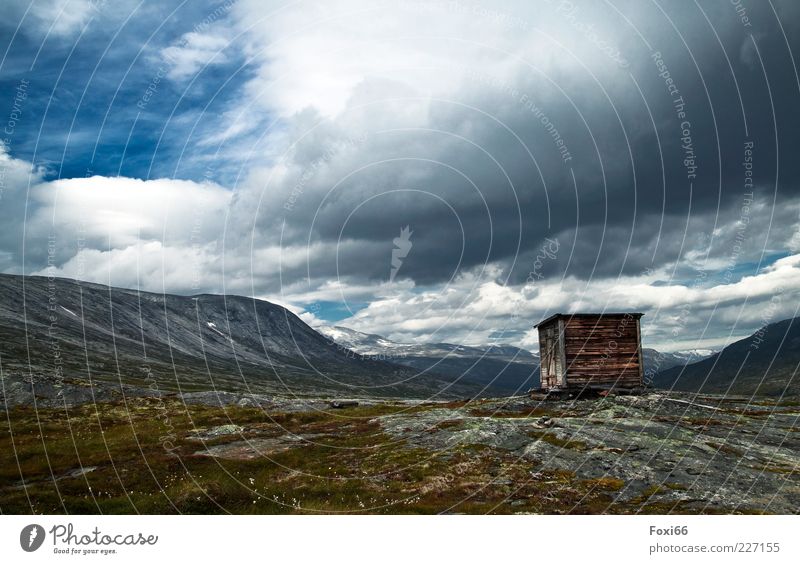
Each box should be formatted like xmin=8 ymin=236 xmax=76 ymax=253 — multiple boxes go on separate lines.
xmin=0 ymin=397 xmax=789 ymax=514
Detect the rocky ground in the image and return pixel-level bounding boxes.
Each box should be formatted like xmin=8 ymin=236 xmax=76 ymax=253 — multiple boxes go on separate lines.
xmin=372 ymin=393 xmax=800 ymax=513
xmin=1 ymin=386 xmax=798 ymax=514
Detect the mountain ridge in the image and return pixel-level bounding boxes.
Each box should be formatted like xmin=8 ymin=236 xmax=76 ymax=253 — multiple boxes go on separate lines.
xmin=317 ymin=324 xmax=540 ymax=394
xmin=654 ymin=317 xmax=800 ymax=396
xmin=317 ymin=325 xmax=713 ymax=394
xmin=0 ymin=273 xmax=481 ymax=401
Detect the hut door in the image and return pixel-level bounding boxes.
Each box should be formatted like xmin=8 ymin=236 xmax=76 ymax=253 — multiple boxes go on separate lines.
xmin=557 ymin=318 xmax=567 ymax=388
xmin=543 ymin=324 xmax=561 ymax=389
xmin=546 ymin=341 xmax=557 ymax=388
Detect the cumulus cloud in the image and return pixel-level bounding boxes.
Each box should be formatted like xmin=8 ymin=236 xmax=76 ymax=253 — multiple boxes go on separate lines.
xmin=29 ymin=175 xmax=230 ymax=247
xmin=28 ymin=0 xmax=97 ymax=37
xmin=1 ymin=142 xmax=231 ymax=292
xmin=161 ymin=31 xmax=231 ymax=81
xmin=330 ymin=254 xmax=800 ymax=352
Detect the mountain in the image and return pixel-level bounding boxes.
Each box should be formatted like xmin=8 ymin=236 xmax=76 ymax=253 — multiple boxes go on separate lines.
xmin=642 ymin=348 xmax=714 ymax=378
xmin=654 ymin=317 xmax=800 ymax=396
xmin=318 ymin=326 xmax=717 ymax=395
xmin=318 ymin=325 xmax=539 ymax=394
xmin=0 ymin=274 xmax=481 ymax=401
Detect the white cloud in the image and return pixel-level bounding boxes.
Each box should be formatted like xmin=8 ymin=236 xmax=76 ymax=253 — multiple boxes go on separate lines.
xmin=28 ymin=0 xmax=96 ymax=37
xmin=315 ymin=255 xmax=800 ymax=352
xmin=0 ymin=149 xmax=232 ymax=292
xmin=223 ymin=0 xmax=630 ymax=120
xmin=29 ymin=175 xmax=231 ymax=248
xmin=34 ymin=239 xmax=224 ymax=293
xmin=161 ymin=31 xmax=231 ymax=81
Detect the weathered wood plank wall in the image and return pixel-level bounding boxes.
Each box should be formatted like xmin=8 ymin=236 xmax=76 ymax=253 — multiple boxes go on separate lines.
xmin=537 ymin=314 xmax=643 ymax=390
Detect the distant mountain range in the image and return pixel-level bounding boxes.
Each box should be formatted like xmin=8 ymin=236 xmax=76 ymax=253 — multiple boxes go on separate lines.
xmin=317 ymin=320 xmax=800 ymax=398
xmin=0 ymin=274 xmax=480 ymax=400
xmin=1 ymin=273 xmax=795 ymax=402
xmin=317 ymin=325 xmax=539 ymax=395
xmin=642 ymin=348 xmax=715 ymax=376
xmin=654 ymin=317 xmax=800 ymax=396
xmin=317 ymin=326 xmax=714 ymax=395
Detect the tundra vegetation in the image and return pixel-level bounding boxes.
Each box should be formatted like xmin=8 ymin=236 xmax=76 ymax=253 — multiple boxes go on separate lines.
xmin=2 ymin=392 xmax=798 ymax=514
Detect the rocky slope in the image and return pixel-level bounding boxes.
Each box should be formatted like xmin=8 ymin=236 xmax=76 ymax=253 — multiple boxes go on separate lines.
xmin=370 ymin=392 xmax=800 ymax=513
xmin=0 ymin=274 xmax=481 ymax=402
xmin=654 ymin=317 xmax=800 ymax=396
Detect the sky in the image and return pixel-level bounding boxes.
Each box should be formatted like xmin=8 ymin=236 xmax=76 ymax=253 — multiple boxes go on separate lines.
xmin=1 ymin=0 xmax=799 ymax=352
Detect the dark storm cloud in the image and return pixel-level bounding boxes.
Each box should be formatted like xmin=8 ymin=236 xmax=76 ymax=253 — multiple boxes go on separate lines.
xmin=242 ymin=0 xmax=799 ymax=292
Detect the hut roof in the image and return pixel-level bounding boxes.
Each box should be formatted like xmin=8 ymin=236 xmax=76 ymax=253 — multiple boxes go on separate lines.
xmin=534 ymin=312 xmax=644 ymax=328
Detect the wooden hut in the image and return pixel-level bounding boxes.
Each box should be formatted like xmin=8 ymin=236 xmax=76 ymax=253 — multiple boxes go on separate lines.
xmin=535 ymin=313 xmax=644 ymax=392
